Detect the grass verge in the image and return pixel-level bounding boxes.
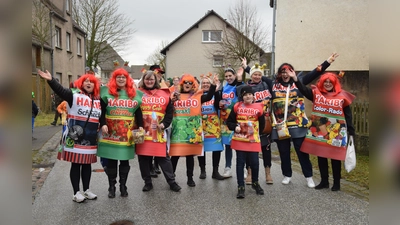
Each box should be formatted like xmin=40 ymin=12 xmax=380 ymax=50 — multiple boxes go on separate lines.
xmin=34 ymin=113 xmax=54 ymax=127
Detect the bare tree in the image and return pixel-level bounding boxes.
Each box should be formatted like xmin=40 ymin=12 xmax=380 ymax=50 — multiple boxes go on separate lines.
xmin=146 ymin=40 xmax=169 ymax=69
xmin=32 ymin=0 xmax=51 ymax=70
xmin=72 ymin=0 xmax=136 ymax=70
xmin=207 ymin=0 xmax=271 ymax=79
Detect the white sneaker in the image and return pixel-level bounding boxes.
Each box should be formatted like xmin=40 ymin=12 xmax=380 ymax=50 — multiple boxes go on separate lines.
xmin=244 ymin=168 xmax=247 ymax=179
xmin=282 ymin=176 xmax=291 ymax=185
xmin=83 ymin=189 xmax=97 ymax=200
xmin=306 ymin=177 xmax=315 ymax=188
xmin=72 ymin=191 xmax=85 ymax=203
xmin=222 ymin=167 xmax=232 ymax=178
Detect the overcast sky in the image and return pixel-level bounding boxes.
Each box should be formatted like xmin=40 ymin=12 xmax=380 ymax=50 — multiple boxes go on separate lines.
xmin=117 ymin=0 xmax=274 ymax=65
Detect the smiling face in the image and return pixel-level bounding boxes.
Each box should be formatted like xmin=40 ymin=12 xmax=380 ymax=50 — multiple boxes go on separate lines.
xmin=201 ymin=78 xmax=211 ymax=92
xmin=280 ymin=70 xmax=290 ymax=83
xmin=144 ymin=74 xmax=156 ymax=89
xmin=115 ymin=75 xmax=127 ymax=89
xmin=82 ymin=78 xmax=94 ymax=93
xmin=323 ymin=79 xmax=334 ymax=92
xmin=251 ymin=71 xmax=262 ymax=83
xmin=224 ymin=71 xmax=236 ymax=84
xmin=242 ymin=93 xmax=254 ymax=104
xmin=182 ymin=80 xmax=193 ymax=92
xmin=173 ymin=77 xmax=180 ymax=86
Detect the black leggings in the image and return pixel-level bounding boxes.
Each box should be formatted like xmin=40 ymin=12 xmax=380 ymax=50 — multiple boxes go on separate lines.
xmin=107 ymin=159 xmax=129 ymax=169
xmin=70 ymin=163 xmax=92 ymax=194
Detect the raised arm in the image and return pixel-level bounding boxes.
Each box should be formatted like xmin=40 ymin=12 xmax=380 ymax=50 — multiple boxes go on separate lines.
xmin=298 ymin=53 xmax=339 ymax=85
xmin=287 ymin=68 xmax=314 ymax=100
xmin=37 ymin=69 xmax=73 ymax=107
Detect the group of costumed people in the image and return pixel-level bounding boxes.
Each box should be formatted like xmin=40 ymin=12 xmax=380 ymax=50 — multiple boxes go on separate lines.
xmin=36 ymin=51 xmax=355 ymax=201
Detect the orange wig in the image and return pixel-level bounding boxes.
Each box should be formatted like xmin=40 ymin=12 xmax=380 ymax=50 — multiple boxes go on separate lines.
xmin=179 ymin=74 xmax=199 ymax=93
xmin=316 ymin=72 xmax=342 ymax=96
xmin=107 ymin=68 xmax=136 ymax=99
xmin=74 ymin=74 xmax=100 ymax=97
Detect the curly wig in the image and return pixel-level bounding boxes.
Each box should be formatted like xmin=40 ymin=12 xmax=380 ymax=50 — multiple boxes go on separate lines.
xmin=179 ymin=74 xmax=199 ymax=93
xmin=74 ymin=74 xmax=100 ymax=97
xmin=107 ymin=68 xmax=136 ymax=99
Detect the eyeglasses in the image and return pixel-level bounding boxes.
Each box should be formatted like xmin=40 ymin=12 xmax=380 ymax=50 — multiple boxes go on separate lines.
xmin=116 ymin=76 xmax=126 ymax=79
xmin=183 ymin=81 xmax=193 ymax=85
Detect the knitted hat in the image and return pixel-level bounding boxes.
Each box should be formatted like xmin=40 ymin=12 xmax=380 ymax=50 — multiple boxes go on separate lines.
xmin=250 ymin=63 xmax=267 ymax=76
xmin=240 ymin=85 xmax=254 ymax=97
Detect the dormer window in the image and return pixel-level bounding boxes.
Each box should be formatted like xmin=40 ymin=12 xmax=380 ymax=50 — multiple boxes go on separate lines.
xmin=202 ymin=30 xmax=222 ymax=42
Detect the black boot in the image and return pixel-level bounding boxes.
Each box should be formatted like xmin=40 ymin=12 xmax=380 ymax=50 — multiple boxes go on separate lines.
xmin=187 ymin=176 xmax=196 ymax=187
xmin=199 ymin=166 xmax=206 ymax=179
xmin=153 ymin=162 xmax=161 ymax=174
xmin=212 ymin=166 xmax=225 ymax=180
xmin=105 ymin=168 xmax=117 ymax=198
xmin=315 ymin=157 xmax=329 ymax=190
xmin=119 ymin=165 xmax=130 ymax=197
xmin=237 ymin=186 xmax=245 ymax=199
xmin=331 ymin=159 xmax=341 ymax=191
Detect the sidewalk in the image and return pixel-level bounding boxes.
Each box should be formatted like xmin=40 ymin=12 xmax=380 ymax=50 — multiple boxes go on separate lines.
xmin=32 ymin=131 xmax=369 ymax=224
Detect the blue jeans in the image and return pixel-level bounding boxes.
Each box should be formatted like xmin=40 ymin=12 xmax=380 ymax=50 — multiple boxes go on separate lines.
xmin=32 ymin=117 xmax=35 ymax=133
xmin=224 ymin=145 xmax=232 ymax=168
xmin=236 ymin=150 xmax=259 ymax=187
xmin=276 ymin=137 xmax=313 ymax=178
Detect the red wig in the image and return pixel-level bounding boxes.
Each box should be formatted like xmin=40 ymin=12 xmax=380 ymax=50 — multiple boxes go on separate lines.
xmin=107 ymin=68 xmax=136 ymax=99
xmin=316 ymin=72 xmax=342 ymax=95
xmin=74 ymin=74 xmax=100 ymax=97
xmin=179 ymin=74 xmax=199 ymax=93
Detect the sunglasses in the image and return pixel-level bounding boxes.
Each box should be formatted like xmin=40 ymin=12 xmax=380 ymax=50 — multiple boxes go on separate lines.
xmin=183 ymin=81 xmax=193 ymax=85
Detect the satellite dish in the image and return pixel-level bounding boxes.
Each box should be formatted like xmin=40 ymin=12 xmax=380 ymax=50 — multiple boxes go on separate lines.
xmin=85 ymin=67 xmax=90 ymax=71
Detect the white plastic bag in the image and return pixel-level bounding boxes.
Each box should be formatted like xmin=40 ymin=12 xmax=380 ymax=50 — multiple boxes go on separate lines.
xmin=344 ymin=136 xmax=356 ymax=172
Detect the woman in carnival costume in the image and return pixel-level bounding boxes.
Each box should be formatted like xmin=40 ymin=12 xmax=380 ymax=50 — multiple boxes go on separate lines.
xmin=98 ymin=68 xmax=144 ymax=198
xmin=219 ymin=66 xmax=244 ymax=178
xmin=169 ymin=74 xmax=217 ymax=187
xmin=37 ymin=69 xmax=101 ymax=203
xmin=290 ymin=70 xmax=355 ymax=191
xmin=136 ymin=70 xmax=182 ymax=192
xmin=196 ymin=73 xmax=225 ymax=180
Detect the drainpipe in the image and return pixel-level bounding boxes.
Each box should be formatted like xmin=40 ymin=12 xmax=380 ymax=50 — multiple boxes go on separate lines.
xmin=84 ymin=33 xmax=87 ymax=73
xmin=270 ymin=0 xmax=277 ymax=76
xmin=50 ymin=11 xmax=54 ymax=76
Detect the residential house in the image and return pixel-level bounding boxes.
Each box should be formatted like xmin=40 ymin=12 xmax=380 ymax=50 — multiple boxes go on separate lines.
xmin=96 ymin=42 xmax=133 ymax=84
xmin=161 ymin=10 xmax=269 ymax=80
xmin=272 ymin=0 xmax=368 ymax=101
xmin=32 ymin=0 xmax=86 ymax=113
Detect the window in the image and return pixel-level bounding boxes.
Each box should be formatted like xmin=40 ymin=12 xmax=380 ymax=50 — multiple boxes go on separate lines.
xmin=54 ymin=26 xmax=61 ymax=48
xmin=77 ymin=38 xmax=81 ymax=55
xmin=213 ymin=55 xmax=223 ymax=67
xmin=66 ymin=0 xmax=70 ymax=12
xmin=202 ymin=30 xmax=222 ymax=42
xmin=66 ymin=32 xmax=71 ymax=51
xmin=36 ymin=47 xmax=41 ymax=67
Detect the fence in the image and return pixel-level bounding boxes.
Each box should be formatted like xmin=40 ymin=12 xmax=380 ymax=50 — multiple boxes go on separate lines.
xmin=350 ymin=100 xmax=369 ymax=154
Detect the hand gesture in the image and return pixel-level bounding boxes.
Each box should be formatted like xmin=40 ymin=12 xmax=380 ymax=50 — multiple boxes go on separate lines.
xmin=213 ymin=73 xmax=221 ymax=90
xmin=37 ymin=69 xmax=52 ymax=80
xmin=327 ymin=53 xmax=339 ymax=64
xmin=287 ymin=68 xmax=297 ymax=81
xmin=158 ymin=123 xmax=165 ymax=130
xmin=235 ymin=126 xmax=241 ymax=133
xmin=101 ymin=125 xmax=109 ymax=135
xmin=240 ymin=57 xmax=247 ymax=68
